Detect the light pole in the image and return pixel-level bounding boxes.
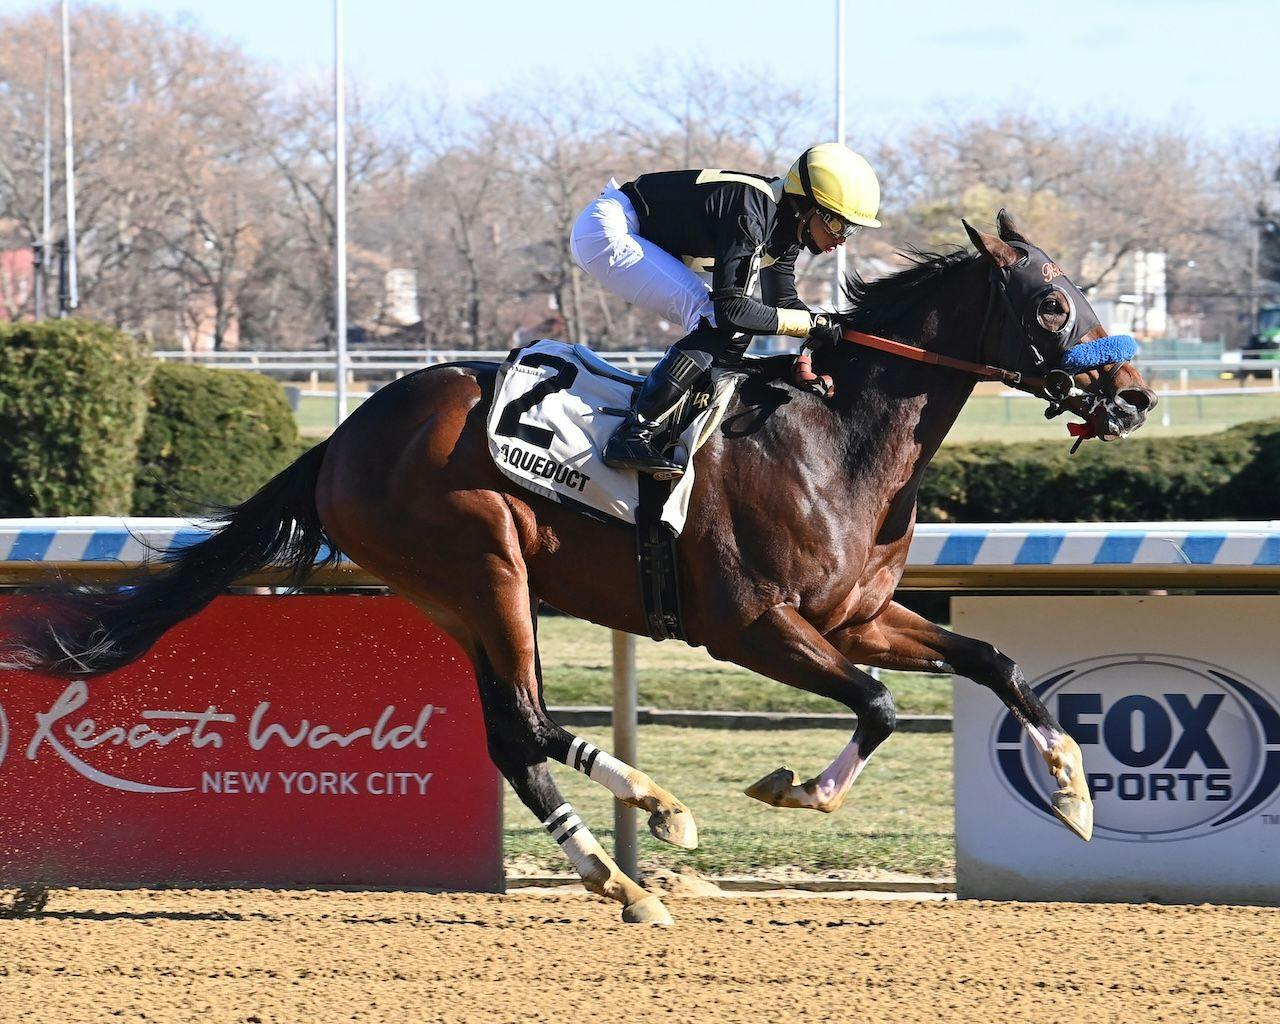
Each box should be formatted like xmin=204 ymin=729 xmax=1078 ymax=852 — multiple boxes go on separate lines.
xmin=833 ymin=0 xmax=847 ymax=311
xmin=334 ymin=0 xmax=349 ymax=425
xmin=59 ymin=0 xmax=78 ymax=315
xmin=35 ymin=60 xmax=51 ymax=320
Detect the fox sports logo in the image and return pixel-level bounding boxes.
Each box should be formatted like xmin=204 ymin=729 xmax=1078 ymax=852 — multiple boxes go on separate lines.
xmin=994 ymin=655 xmax=1280 ymax=841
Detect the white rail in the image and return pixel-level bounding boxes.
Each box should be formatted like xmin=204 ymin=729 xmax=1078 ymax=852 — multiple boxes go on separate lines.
xmin=1 ymin=519 xmax=1276 ymax=591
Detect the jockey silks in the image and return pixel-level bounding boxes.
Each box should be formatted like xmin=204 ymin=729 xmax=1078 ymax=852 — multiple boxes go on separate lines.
xmin=616 ymin=169 xmax=810 ymax=336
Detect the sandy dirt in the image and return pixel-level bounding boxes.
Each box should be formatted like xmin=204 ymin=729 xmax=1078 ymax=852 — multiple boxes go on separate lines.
xmin=2 ymin=886 xmax=1278 ymax=1023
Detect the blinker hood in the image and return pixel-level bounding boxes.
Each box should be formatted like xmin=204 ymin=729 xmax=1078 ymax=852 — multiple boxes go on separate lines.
xmin=990 ymin=243 xmax=1103 ymax=372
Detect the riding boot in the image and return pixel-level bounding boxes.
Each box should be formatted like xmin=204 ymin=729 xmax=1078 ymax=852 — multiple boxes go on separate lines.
xmin=603 ymin=348 xmax=712 ymax=478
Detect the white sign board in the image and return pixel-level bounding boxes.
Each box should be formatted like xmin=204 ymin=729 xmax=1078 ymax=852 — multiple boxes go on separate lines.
xmin=954 ymin=595 xmax=1280 ymax=904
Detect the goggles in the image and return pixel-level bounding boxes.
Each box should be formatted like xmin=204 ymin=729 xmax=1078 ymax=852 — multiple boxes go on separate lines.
xmin=815 ymin=207 xmax=861 ymax=240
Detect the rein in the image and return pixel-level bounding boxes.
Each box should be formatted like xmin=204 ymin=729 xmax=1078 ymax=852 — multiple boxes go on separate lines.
xmin=802 ymin=247 xmax=1150 ymax=454
xmin=837 ymin=328 xmax=1048 ymax=395
xmin=833 ymin=266 xmax=1052 ymax=398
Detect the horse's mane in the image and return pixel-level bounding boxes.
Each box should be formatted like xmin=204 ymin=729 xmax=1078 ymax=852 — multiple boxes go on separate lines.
xmin=839 ymin=248 xmax=976 ymax=332
xmin=735 ymin=248 xmax=979 ymax=388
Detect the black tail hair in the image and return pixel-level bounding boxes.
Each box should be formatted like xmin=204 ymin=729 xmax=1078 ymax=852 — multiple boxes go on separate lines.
xmin=0 ymin=440 xmax=339 ymax=677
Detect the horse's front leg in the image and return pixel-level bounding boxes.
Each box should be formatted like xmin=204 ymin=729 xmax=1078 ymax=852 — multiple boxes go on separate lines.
xmin=832 ymin=601 xmax=1092 ymax=841
xmin=710 ymin=604 xmax=897 ymax=813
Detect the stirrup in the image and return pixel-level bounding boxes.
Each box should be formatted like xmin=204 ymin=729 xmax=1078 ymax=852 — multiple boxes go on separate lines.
xmin=603 ymin=432 xmax=684 ymax=479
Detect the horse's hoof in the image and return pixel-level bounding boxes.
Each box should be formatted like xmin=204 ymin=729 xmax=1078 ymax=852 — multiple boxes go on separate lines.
xmin=622 ymin=894 xmax=674 ymax=925
xmin=1052 ymin=790 xmax=1094 ymax=842
xmin=648 ymin=808 xmax=698 ymax=850
xmin=744 ymin=766 xmax=802 ymax=807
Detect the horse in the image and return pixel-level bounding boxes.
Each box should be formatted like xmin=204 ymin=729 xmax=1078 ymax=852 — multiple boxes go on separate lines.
xmin=1 ymin=211 xmax=1157 ymax=924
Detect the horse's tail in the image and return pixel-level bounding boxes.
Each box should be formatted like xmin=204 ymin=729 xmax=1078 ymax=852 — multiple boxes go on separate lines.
xmin=0 ymin=440 xmax=339 ymax=677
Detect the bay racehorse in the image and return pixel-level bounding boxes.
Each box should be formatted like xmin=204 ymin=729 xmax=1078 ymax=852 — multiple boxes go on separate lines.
xmin=2 ymin=212 xmax=1156 ymax=923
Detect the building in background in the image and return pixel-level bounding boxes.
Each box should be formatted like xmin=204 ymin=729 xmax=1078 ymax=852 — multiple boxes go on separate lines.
xmin=180 ymin=297 xmax=241 ymax=352
xmin=383 ymin=268 xmax=420 ymax=326
xmin=1084 ymin=250 xmax=1168 ymax=339
xmin=0 ymin=246 xmax=34 ymax=320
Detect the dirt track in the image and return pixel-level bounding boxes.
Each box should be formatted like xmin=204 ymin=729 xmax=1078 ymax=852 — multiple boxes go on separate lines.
xmin=2 ymin=887 xmax=1278 ymax=1023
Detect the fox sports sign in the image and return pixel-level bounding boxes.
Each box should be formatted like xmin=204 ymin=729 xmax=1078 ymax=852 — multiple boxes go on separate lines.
xmin=994 ymin=654 xmax=1280 ymax=842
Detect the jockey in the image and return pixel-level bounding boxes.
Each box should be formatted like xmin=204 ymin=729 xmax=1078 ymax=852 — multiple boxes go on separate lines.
xmin=570 ymin=142 xmax=882 ymax=477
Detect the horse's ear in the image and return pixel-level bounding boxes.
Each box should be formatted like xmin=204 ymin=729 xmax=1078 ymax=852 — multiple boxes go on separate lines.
xmin=995 ymin=208 xmax=1030 ymax=246
xmin=962 ymin=219 xmax=1020 ymax=268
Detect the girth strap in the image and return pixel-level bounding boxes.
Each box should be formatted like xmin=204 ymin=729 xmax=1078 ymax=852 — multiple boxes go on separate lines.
xmin=635 ymin=474 xmax=685 ymax=642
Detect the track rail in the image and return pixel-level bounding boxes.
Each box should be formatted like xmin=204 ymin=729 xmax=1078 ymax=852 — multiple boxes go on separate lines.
xmin=1 ymin=519 xmax=1276 ymax=591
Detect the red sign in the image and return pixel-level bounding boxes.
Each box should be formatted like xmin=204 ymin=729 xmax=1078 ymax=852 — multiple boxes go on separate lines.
xmin=0 ymin=595 xmax=502 ymax=891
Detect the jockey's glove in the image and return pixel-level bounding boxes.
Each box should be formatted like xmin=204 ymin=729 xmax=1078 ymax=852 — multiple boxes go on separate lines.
xmin=792 ymin=313 xmax=842 ymax=399
xmin=807 ymin=313 xmax=844 ymax=348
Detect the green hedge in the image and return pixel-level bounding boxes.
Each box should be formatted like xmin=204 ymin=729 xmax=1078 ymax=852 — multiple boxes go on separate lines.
xmin=0 ymin=319 xmax=152 ymax=516
xmin=920 ymin=419 xmax=1280 ymax=522
xmin=132 ymin=362 xmax=302 ymax=515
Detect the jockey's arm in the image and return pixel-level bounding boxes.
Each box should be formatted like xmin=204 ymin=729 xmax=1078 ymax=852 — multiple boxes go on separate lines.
xmin=761 ymin=248 xmax=841 ymax=397
xmin=709 ymin=186 xmax=814 ymax=340
xmin=760 ymin=251 xmax=808 ymax=313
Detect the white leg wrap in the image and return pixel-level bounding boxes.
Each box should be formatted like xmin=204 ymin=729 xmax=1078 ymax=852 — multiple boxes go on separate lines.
xmin=542 ymin=802 xmax=607 ymax=880
xmin=813 ymin=739 xmax=870 ymax=806
xmin=567 ymin=738 xmax=646 ymax=803
xmin=1030 ymin=726 xmax=1061 ymax=755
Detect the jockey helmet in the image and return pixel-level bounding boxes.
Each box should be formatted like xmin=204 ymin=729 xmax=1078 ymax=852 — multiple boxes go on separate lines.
xmin=784 ymin=143 xmax=882 ymax=233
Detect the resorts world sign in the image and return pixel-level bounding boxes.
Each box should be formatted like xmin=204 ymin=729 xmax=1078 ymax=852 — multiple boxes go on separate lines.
xmin=954 ymin=595 xmax=1280 ymax=904
xmin=0 ymin=595 xmax=501 ymax=892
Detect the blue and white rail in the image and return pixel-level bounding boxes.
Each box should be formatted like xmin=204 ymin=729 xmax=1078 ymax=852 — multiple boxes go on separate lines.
xmin=0 ymin=518 xmax=1276 ymax=591
xmin=906 ymin=522 xmax=1280 ymax=589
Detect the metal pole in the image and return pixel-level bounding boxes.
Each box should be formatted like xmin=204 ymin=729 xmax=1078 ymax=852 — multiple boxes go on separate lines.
xmin=35 ymin=61 xmax=51 ymax=320
xmin=59 ymin=0 xmax=78 ymax=313
xmin=833 ymin=0 xmax=847 ymax=311
xmin=1249 ymin=219 xmax=1261 ymax=335
xmin=611 ymin=629 xmax=638 ymax=879
xmin=56 ymin=237 xmax=68 ymax=315
xmin=334 ymin=0 xmax=349 ymax=425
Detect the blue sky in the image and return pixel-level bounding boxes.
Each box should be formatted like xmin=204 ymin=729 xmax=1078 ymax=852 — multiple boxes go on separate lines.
xmin=39 ymin=0 xmax=1280 ymax=140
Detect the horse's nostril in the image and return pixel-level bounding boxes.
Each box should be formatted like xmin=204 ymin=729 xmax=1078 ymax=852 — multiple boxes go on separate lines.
xmin=1119 ymin=387 xmax=1156 ymax=413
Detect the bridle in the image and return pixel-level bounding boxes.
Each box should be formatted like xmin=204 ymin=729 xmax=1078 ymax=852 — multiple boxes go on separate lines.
xmin=833 ymin=256 xmax=1147 ymax=451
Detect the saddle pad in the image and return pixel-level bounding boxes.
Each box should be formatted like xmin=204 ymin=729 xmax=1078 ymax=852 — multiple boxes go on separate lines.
xmin=487 ymin=340 xmax=736 ymax=534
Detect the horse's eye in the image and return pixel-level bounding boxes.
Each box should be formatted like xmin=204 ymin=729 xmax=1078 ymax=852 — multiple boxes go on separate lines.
xmin=1037 ymin=292 xmax=1070 ymax=333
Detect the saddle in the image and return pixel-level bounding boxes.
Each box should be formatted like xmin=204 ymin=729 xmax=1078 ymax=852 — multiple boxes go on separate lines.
xmin=572 ymin=345 xmax=719 ymax=456
xmin=487 ymin=340 xmax=736 ymax=533
xmin=487 ymin=340 xmax=740 ymax=642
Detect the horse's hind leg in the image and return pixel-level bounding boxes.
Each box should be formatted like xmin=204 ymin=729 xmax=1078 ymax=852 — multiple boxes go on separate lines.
xmin=397 ymin=561 xmax=675 ymax=922
xmin=470 ymin=643 xmax=672 ymax=924
xmin=833 ymin=600 xmax=1092 ymax=842
xmin=529 ymin=623 xmax=697 ymax=850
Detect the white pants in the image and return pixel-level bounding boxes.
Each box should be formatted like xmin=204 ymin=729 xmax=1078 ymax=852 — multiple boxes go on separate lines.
xmin=569 ymin=179 xmax=716 ymax=335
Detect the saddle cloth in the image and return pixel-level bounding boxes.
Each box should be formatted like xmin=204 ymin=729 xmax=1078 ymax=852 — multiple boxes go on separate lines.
xmin=487 ymin=340 xmax=737 ymax=534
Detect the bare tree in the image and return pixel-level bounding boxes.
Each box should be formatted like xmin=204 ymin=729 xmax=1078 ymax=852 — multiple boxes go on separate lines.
xmin=269 ymin=82 xmax=399 ymax=348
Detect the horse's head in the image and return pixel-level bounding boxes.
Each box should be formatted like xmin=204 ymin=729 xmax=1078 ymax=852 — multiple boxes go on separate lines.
xmin=964 ymin=210 xmax=1158 ymax=443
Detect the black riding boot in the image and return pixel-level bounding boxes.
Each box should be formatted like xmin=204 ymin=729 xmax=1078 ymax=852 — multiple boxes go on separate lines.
xmin=603 ymin=348 xmax=711 ymax=478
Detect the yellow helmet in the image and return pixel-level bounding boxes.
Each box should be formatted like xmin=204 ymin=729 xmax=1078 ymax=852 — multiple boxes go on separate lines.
xmin=784 ymin=143 xmax=882 ymax=229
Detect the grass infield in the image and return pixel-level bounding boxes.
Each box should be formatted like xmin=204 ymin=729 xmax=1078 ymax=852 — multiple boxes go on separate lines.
xmin=504 ymin=725 xmax=954 ymax=878
xmin=514 ymin=611 xmax=957 ymax=875
xmin=517 ymin=615 xmax=957 ymax=876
